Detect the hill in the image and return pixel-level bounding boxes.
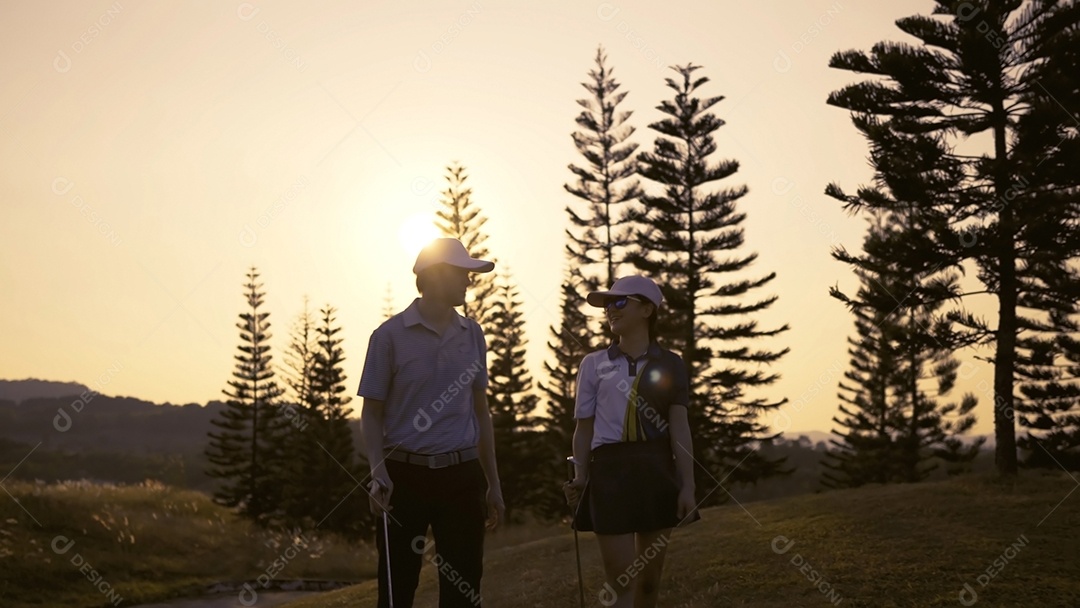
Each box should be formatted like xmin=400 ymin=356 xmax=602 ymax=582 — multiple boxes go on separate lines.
xmin=0 ymin=378 xmax=90 ymax=403
xmin=280 ymin=472 xmax=1080 ymax=608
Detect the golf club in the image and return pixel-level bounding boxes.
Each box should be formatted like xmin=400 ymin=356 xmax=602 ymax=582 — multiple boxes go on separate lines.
xmin=370 ymin=479 xmax=394 ymax=608
xmin=566 ymin=455 xmax=585 ymax=608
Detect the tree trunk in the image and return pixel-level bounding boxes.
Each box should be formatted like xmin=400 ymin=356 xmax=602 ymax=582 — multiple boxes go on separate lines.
xmin=991 ymin=94 xmax=1019 ymax=476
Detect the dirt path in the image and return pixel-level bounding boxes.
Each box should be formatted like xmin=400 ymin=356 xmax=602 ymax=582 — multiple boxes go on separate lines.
xmin=132 ymin=590 xmax=321 ymax=608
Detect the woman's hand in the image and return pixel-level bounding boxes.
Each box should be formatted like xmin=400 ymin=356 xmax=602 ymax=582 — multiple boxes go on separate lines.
xmin=675 ymin=486 xmax=696 ymax=520
xmin=563 ymin=476 xmax=587 ymax=508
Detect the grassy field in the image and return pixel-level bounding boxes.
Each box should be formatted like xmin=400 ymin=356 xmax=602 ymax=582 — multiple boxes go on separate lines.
xmin=0 ymin=480 xmax=376 ymax=607
xmin=282 ymin=471 xmax=1080 ymax=608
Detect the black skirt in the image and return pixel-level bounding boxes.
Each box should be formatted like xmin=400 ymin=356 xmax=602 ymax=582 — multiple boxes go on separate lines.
xmin=572 ymin=439 xmax=701 ymax=534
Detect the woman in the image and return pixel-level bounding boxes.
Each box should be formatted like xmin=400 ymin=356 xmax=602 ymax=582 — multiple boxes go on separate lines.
xmin=565 ymin=274 xmax=699 ymax=608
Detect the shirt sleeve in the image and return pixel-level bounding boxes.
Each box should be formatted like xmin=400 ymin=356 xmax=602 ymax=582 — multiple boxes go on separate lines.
xmin=357 ymin=328 xmax=392 ymax=400
xmin=471 ymin=321 xmax=489 ymax=390
xmin=574 ymin=353 xmax=598 ymax=419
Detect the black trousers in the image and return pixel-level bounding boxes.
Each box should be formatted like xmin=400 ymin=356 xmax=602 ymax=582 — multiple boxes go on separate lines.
xmin=376 ymin=458 xmax=487 ymax=608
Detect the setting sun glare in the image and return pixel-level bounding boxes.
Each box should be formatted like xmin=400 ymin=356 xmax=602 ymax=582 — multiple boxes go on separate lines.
xmin=398 ymin=212 xmax=440 ymax=258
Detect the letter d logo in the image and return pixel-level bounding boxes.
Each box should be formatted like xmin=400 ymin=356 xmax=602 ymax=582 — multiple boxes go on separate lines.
xmin=958 ymin=582 xmax=978 ymax=606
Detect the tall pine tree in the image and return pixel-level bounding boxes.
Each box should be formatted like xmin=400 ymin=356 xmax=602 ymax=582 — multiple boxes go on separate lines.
xmin=539 ymin=48 xmax=641 ymax=518
xmin=629 ymin=64 xmax=790 ymax=501
xmin=535 ymin=267 xmax=595 ymax=520
xmin=381 ymin=282 xmax=395 ymax=321
xmin=825 ymin=212 xmax=983 ymax=488
xmin=564 ymin=45 xmax=642 ymax=291
xmin=540 ymin=268 xmax=595 ymax=446
xmin=1013 ymin=17 xmax=1080 ymax=471
xmin=825 ymin=0 xmax=1080 ymax=475
xmin=206 ymin=267 xmax=288 ymax=524
xmin=280 ymin=298 xmax=319 ymax=527
xmin=435 ymin=162 xmax=496 ymax=328
xmin=307 ymin=304 xmax=365 ymax=536
xmin=487 ymin=271 xmax=542 ymax=523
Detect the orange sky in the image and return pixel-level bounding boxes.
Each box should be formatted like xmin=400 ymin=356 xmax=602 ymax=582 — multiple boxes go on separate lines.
xmin=0 ymin=0 xmax=1001 ymax=435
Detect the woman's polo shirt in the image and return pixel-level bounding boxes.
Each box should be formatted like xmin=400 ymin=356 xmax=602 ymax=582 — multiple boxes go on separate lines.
xmin=574 ymin=342 xmax=690 ymax=450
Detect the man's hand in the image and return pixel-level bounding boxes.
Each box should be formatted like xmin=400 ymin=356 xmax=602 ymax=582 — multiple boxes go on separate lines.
xmin=368 ymin=475 xmax=394 ymax=515
xmin=563 ymin=476 xmax=587 ymax=509
xmin=485 ymin=485 xmax=505 ymax=530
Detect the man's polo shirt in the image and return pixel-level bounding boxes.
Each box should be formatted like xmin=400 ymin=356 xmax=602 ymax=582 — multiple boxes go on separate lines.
xmin=574 ymin=342 xmax=690 ymax=450
xmin=357 ymin=298 xmax=488 ymax=454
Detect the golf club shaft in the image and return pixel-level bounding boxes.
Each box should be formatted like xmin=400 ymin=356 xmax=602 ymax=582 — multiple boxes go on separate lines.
xmin=567 ymin=456 xmax=585 ymax=608
xmin=383 ymin=509 xmax=393 ymax=608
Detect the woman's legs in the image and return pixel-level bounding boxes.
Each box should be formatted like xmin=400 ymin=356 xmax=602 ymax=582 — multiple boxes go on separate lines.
xmin=596 ymin=528 xmax=672 ymax=608
xmin=596 ymin=533 xmax=636 ymax=607
xmin=633 ymin=528 xmax=671 ymax=608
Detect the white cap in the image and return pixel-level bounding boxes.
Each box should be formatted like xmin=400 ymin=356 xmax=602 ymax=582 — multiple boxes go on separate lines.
xmin=413 ymin=238 xmax=495 ymax=274
xmin=586 ymin=275 xmax=664 ymax=308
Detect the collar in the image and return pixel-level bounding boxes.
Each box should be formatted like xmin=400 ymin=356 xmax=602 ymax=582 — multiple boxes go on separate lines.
xmin=402 ymin=297 xmax=467 ymax=333
xmin=606 ymin=341 xmax=662 ymax=361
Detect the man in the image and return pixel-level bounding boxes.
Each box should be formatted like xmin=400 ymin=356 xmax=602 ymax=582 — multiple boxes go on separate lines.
xmin=358 ymin=237 xmax=505 ymax=608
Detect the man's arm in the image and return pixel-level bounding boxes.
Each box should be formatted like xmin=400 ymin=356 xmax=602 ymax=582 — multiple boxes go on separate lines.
xmin=361 ymin=397 xmax=391 ymax=512
xmin=473 ymin=386 xmax=504 ymax=528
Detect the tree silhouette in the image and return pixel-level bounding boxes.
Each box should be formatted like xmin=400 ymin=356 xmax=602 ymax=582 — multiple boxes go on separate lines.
xmin=825 ymin=212 xmax=982 ymax=488
xmin=825 ymin=0 xmax=1080 ymax=475
xmin=564 ymin=45 xmax=642 ymax=292
xmin=629 ymin=64 xmax=790 ymax=500
xmin=435 ymin=162 xmax=496 ymax=329
xmin=205 ymin=267 xmax=288 ymax=523
xmin=487 ymin=271 xmax=542 ymax=522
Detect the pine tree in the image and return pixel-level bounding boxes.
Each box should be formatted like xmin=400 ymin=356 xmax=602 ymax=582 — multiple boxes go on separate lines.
xmin=278 ymin=302 xmax=365 ymax=536
xmin=540 ymin=268 xmax=595 ymax=445
xmin=280 ymin=298 xmax=319 ymax=526
xmin=1012 ymin=17 xmax=1080 ymax=471
xmin=825 ymin=212 xmax=983 ymax=488
xmin=535 ymin=267 xmax=595 ymax=520
xmin=628 ymin=64 xmax=790 ymax=501
xmin=536 ymin=47 xmax=642 ymax=520
xmin=564 ymin=45 xmax=642 ymax=292
xmin=306 ymin=304 xmax=365 ymax=536
xmin=822 ymin=301 xmax=901 ymax=488
xmin=382 ymin=282 xmax=395 ymax=320
xmin=1017 ymin=323 xmax=1080 ymax=470
xmin=435 ymin=162 xmax=496 ymax=327
xmin=486 ymin=271 xmax=542 ymax=523
xmin=205 ymin=267 xmax=288 ymax=524
xmin=825 ymin=0 xmax=1080 ymax=475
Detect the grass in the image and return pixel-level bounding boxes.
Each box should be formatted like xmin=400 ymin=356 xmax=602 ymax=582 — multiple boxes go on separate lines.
xmin=281 ymin=471 xmax=1080 ymax=607
xmin=0 ymin=480 xmax=376 ymax=607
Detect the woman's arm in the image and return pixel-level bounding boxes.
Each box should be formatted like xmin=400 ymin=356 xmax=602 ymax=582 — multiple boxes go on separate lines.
xmin=670 ymin=404 xmax=695 ymax=500
xmin=565 ymin=416 xmax=594 ymax=507
xmin=572 ymin=416 xmax=594 ymax=481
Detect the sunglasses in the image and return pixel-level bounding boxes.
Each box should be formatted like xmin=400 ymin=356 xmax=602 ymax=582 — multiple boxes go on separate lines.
xmin=604 ymin=295 xmax=646 ymax=310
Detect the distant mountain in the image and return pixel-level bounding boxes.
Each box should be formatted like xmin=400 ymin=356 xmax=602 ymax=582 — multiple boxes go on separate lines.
xmin=786 ymin=430 xmax=833 ymax=446
xmin=0 ymin=386 xmax=366 ymax=489
xmin=784 ymin=429 xmax=993 ymax=448
xmin=0 ymin=378 xmax=90 ymax=403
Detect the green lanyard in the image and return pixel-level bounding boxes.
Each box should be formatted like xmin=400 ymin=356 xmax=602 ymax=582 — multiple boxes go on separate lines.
xmin=621 ymin=370 xmax=646 ymax=442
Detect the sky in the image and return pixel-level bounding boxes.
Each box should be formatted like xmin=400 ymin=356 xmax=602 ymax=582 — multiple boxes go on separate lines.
xmin=0 ymin=0 xmax=1004 ymax=435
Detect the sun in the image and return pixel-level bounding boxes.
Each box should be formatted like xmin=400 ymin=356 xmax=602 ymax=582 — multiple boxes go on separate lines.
xmin=398 ymin=213 xmax=439 ymax=257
